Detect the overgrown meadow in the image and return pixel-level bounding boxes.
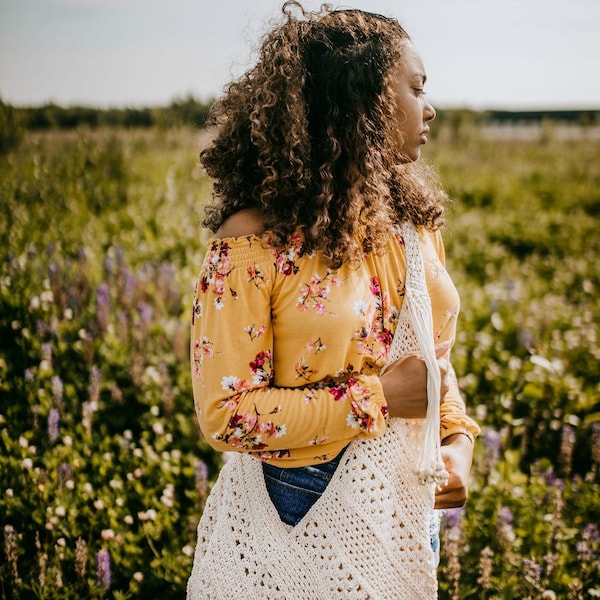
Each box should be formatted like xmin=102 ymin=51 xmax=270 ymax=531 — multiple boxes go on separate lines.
xmin=1 ymin=120 xmax=599 ymax=599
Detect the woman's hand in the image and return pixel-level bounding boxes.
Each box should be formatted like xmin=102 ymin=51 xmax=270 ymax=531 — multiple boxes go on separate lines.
xmin=434 ymin=433 xmax=474 ymax=509
xmin=379 ymin=341 xmax=450 ymax=419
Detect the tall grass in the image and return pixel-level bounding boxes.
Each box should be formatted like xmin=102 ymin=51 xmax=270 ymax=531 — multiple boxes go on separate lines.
xmin=1 ymin=125 xmax=598 ymax=598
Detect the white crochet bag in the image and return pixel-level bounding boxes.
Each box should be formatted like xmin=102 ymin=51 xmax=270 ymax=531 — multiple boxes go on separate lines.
xmin=187 ymin=222 xmax=443 ymax=600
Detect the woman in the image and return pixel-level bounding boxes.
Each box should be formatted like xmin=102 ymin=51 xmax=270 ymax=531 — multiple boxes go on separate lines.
xmin=188 ymin=3 xmax=480 ymax=598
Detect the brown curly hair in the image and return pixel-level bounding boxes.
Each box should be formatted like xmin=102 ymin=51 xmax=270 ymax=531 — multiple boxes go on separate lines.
xmin=200 ymin=1 xmax=447 ymax=268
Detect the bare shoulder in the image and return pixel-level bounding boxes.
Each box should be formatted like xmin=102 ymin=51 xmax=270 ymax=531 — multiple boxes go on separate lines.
xmin=214 ymin=208 xmax=265 ymax=239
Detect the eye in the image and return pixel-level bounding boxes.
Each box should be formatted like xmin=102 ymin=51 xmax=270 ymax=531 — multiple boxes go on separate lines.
xmin=413 ymin=87 xmax=426 ymax=96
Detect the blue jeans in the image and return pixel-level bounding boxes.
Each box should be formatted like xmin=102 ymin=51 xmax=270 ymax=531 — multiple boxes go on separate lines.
xmin=262 ymin=451 xmax=345 ymax=527
xmin=262 ymin=452 xmax=441 ymax=566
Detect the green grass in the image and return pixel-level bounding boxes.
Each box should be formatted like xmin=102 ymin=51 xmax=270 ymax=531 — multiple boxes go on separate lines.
xmin=1 ymin=125 xmax=598 ymax=599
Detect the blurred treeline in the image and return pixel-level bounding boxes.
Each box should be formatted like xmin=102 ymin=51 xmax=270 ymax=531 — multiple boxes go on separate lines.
xmin=0 ymin=96 xmax=211 ymax=153
xmin=2 ymin=94 xmax=600 ymax=149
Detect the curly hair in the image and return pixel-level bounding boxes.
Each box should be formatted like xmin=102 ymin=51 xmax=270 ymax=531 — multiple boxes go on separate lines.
xmin=200 ymin=1 xmax=447 ymax=268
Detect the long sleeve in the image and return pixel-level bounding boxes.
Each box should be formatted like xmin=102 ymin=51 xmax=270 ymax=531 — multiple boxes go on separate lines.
xmin=430 ymin=231 xmax=480 ymax=442
xmin=191 ymin=236 xmax=388 ymax=467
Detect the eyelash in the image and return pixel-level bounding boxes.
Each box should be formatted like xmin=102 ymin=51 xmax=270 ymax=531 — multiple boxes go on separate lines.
xmin=413 ymin=88 xmax=426 ymax=96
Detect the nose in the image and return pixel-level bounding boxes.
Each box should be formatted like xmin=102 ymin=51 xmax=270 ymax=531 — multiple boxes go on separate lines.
xmin=424 ymin=99 xmax=436 ymax=122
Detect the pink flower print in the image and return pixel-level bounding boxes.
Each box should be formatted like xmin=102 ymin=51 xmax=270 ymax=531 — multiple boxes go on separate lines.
xmin=192 ymin=295 xmax=202 ymax=325
xmin=199 ymin=274 xmax=210 ymax=294
xmin=244 ymin=324 xmax=266 ymax=341
xmin=314 ymin=300 xmax=327 ymax=314
xmin=303 ymin=388 xmax=318 ymax=404
xmin=369 ymin=276 xmax=381 ymax=296
xmin=249 ymin=350 xmax=273 ymax=385
xmin=220 ymin=375 xmax=251 ymax=395
xmin=347 ymin=406 xmax=374 ymax=431
xmin=228 ymin=411 xmax=258 ymax=434
xmin=278 ymin=256 xmax=299 ymax=276
xmin=217 ymin=393 xmax=242 ymax=411
xmin=305 ymin=338 xmax=326 ymax=353
xmin=328 ymin=383 xmax=349 ymax=402
xmin=297 ymin=300 xmax=309 ymax=313
xmin=212 ymin=277 xmax=226 ymax=309
xmin=257 ymin=449 xmax=292 ymax=461
xmin=192 ymin=337 xmax=214 ymax=380
xmin=247 ymin=265 xmax=267 ymax=288
xmin=273 ymin=234 xmax=304 ymax=276
xmin=296 ymin=270 xmax=339 ymax=313
xmin=216 ymin=403 xmax=286 ymax=451
xmin=258 ymin=420 xmax=287 ymax=438
xmin=199 ymin=241 xmax=236 ymax=309
xmin=376 ymin=328 xmax=393 ymax=347
xmin=347 ymin=400 xmax=377 ymax=433
xmin=295 ymin=359 xmax=317 ymax=382
xmin=309 ymin=434 xmax=329 ymax=446
xmin=289 ymin=230 xmax=305 ymax=251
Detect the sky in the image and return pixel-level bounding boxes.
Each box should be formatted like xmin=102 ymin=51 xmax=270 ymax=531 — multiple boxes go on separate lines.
xmin=1 ymin=0 xmax=599 ymax=110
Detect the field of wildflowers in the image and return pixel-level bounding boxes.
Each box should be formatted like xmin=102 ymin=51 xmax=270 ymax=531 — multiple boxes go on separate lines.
xmin=1 ymin=122 xmax=599 ymax=599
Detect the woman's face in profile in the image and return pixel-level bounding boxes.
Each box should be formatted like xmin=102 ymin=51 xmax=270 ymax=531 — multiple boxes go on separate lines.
xmin=389 ymin=42 xmax=437 ymax=162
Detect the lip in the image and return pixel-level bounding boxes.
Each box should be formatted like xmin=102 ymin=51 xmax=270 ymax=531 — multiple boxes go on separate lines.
xmin=419 ymin=127 xmax=430 ymax=144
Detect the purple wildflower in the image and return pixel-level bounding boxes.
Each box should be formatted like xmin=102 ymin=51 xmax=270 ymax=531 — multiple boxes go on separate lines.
xmin=496 ymin=506 xmax=515 ymax=546
xmin=485 ymin=429 xmax=501 ymax=459
xmin=583 ymin=523 xmax=599 ymax=542
xmin=119 ymin=266 xmax=136 ymax=309
xmin=24 ymin=368 xmax=35 ymax=383
xmin=95 ymin=549 xmax=111 ymax=590
xmin=482 ymin=429 xmax=501 ymax=478
xmin=577 ymin=523 xmax=599 ymax=565
xmin=443 ymin=507 xmax=463 ymax=530
xmin=559 ymin=424 xmax=576 ymax=478
xmin=95 ymin=283 xmax=110 ymax=332
xmin=497 ymin=506 xmax=513 ymax=525
xmin=523 ymin=558 xmax=542 ymax=588
xmin=47 ymin=408 xmax=60 ymax=443
xmin=137 ymin=301 xmax=153 ymax=325
xmin=441 ymin=508 xmax=463 ymax=600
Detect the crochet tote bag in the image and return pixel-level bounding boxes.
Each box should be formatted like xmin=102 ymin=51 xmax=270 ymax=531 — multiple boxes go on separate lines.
xmin=187 ymin=222 xmax=443 ymax=600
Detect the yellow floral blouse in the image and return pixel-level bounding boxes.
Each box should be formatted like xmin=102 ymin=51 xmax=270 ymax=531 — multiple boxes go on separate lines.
xmin=191 ymin=226 xmax=480 ymax=467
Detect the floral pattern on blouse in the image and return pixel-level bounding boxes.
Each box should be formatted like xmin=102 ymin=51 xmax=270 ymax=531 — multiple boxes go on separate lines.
xmin=191 ymin=230 xmax=480 ymax=467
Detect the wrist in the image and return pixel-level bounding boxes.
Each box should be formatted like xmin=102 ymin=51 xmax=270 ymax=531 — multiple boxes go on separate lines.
xmin=441 ymin=431 xmax=474 ymax=447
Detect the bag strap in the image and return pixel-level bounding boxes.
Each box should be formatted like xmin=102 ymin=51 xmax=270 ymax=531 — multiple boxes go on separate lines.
xmin=388 ymin=222 xmax=448 ymax=486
